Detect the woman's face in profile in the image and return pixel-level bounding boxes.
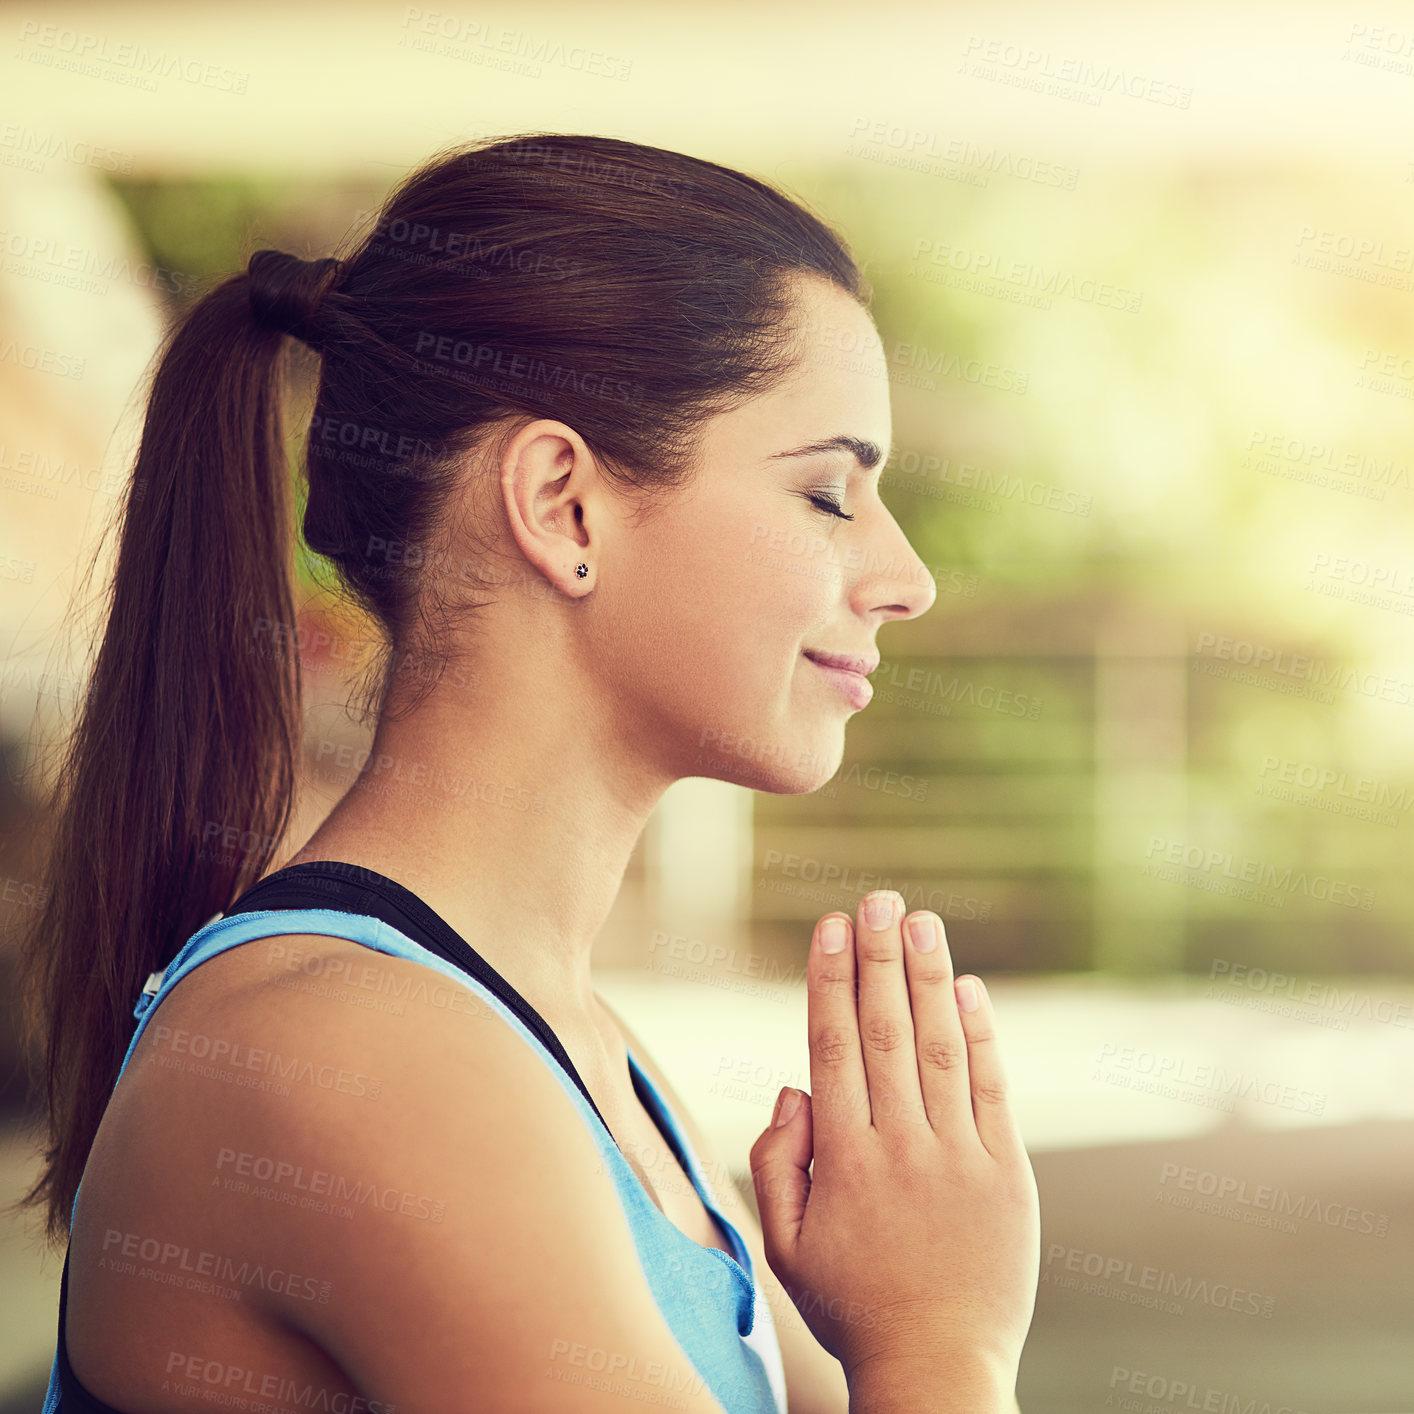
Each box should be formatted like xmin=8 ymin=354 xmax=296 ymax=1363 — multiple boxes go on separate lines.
xmin=597 ymin=275 xmax=937 ymax=795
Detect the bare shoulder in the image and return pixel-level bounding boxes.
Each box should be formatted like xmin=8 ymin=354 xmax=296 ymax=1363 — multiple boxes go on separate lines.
xmin=80 ymin=935 xmax=734 ymax=1412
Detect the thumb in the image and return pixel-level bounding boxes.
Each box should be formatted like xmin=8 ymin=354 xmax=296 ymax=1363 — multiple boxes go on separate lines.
xmin=749 ymin=1087 xmax=813 ymax=1263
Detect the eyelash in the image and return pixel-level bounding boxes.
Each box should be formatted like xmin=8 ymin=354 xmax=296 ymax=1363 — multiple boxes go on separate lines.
xmin=804 ymin=491 xmax=854 ymax=521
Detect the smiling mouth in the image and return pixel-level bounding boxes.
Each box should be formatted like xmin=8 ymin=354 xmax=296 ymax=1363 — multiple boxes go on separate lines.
xmin=802 ymin=649 xmax=879 ymax=677
xmin=802 ymin=651 xmax=875 ymax=709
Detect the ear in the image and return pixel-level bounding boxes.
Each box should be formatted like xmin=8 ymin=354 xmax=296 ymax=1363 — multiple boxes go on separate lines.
xmin=497 ymin=418 xmax=598 ymax=595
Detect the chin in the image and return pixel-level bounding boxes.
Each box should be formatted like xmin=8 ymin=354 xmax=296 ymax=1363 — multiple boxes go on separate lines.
xmin=688 ymin=718 xmax=846 ymax=795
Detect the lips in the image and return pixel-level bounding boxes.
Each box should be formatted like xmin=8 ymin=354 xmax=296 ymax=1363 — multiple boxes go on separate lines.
xmin=802 ymin=650 xmax=879 ymax=678
xmin=803 ymin=650 xmax=876 ymax=710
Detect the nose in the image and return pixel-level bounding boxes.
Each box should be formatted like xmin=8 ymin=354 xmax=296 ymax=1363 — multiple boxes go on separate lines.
xmin=845 ymin=506 xmax=937 ymax=623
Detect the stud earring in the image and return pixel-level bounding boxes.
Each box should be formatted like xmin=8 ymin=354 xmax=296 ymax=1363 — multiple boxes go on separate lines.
xmin=574 ymin=563 xmax=589 ymax=579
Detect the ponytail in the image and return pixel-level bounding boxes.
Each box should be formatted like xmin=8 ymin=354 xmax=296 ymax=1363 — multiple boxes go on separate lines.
xmin=14 ymin=262 xmax=311 ymax=1243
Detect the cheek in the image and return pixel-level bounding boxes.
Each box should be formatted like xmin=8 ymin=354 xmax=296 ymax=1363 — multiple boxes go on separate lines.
xmin=685 ymin=503 xmax=839 ymax=666
xmin=738 ymin=511 xmax=848 ymax=639
xmin=602 ymin=503 xmax=838 ymax=710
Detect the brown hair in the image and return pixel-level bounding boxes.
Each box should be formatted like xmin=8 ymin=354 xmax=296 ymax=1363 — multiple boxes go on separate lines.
xmin=14 ymin=131 xmax=867 ymax=1244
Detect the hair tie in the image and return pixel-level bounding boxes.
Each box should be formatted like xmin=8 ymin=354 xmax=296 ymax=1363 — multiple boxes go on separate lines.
xmin=247 ymin=249 xmax=344 ymax=346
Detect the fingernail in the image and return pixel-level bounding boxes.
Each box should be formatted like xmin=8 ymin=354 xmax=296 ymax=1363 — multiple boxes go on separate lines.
xmin=863 ymin=891 xmax=896 ymax=928
xmin=819 ymin=917 xmax=848 ymax=952
xmin=907 ymin=914 xmax=939 ymax=951
xmin=773 ymin=1087 xmax=802 ymax=1127
xmin=956 ymin=977 xmax=980 ymax=1012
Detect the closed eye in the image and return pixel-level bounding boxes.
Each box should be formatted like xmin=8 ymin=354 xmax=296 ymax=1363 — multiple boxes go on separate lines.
xmin=803 ymin=491 xmax=854 ymax=521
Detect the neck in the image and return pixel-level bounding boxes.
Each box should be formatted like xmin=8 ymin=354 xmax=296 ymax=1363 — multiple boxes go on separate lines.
xmin=285 ymin=649 xmax=671 ymax=1046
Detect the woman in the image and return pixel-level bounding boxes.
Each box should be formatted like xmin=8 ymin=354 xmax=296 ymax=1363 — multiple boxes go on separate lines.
xmin=18 ymin=132 xmax=1040 ymax=1413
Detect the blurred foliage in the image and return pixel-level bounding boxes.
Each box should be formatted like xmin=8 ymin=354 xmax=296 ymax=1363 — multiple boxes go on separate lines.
xmin=110 ymin=176 xmax=308 ymax=282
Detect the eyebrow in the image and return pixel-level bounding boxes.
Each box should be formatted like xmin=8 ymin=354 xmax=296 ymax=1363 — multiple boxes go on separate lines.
xmin=766 ymin=435 xmax=886 ymax=470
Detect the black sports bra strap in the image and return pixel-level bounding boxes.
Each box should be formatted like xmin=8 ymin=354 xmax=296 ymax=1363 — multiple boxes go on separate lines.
xmin=223 ymin=860 xmax=632 ymax=1143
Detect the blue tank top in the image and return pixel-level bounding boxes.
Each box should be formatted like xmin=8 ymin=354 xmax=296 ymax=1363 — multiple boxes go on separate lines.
xmin=41 ymin=860 xmax=788 ymax=1414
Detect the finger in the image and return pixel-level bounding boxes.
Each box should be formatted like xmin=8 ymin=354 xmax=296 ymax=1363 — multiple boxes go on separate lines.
xmin=853 ymin=890 xmax=926 ymax=1134
xmin=898 ymin=910 xmax=972 ymax=1136
xmin=954 ymin=975 xmax=1026 ymax=1161
xmin=806 ymin=912 xmax=868 ymax=1142
xmin=748 ymin=1088 xmax=814 ymax=1267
